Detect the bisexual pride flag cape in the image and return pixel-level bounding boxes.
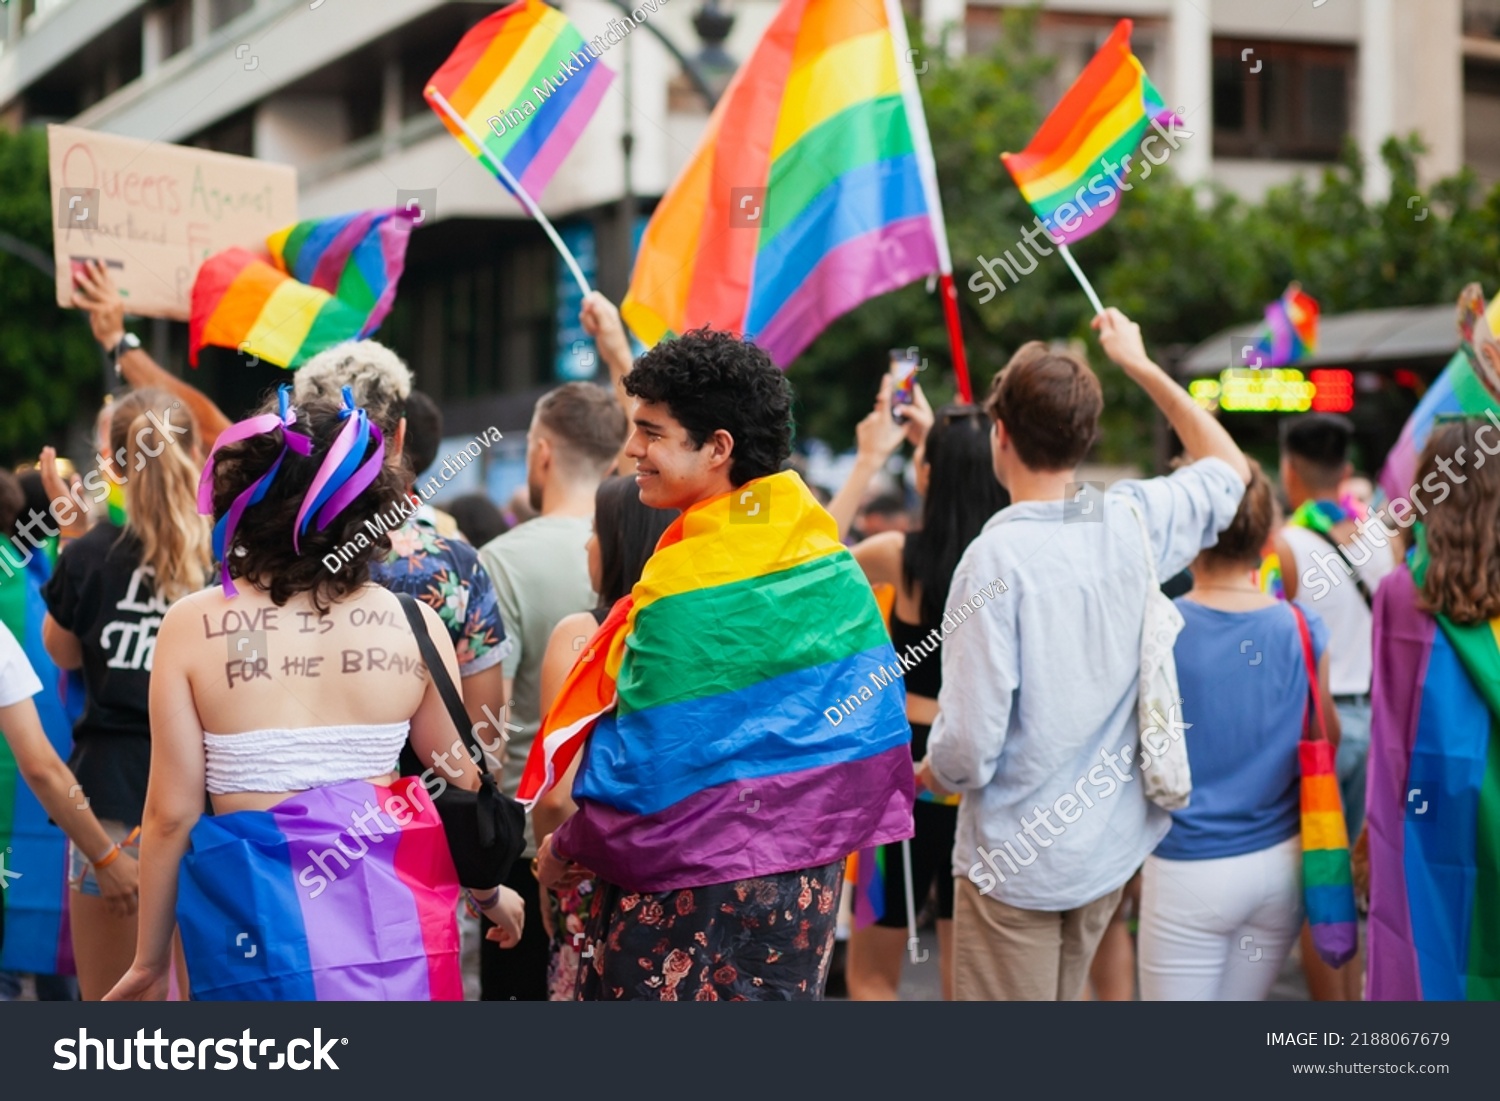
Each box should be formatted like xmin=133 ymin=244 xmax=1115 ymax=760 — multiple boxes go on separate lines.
xmin=1367 ymin=531 xmax=1500 ymax=1000
xmin=0 ymin=550 xmax=78 ymax=976
xmin=518 ymin=471 xmax=915 ymax=893
xmin=176 ymin=776 xmax=461 ymax=1001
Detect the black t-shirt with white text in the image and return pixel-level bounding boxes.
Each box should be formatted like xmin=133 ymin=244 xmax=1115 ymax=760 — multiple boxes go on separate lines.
xmin=42 ymin=523 xmax=163 ymax=824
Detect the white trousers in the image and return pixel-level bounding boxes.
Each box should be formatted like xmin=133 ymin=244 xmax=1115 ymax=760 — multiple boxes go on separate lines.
xmin=1138 ymin=834 xmax=1303 ymax=1001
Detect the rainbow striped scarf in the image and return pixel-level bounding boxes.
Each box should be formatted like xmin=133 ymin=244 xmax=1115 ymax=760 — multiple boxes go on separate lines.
xmin=518 ymin=471 xmax=915 ymax=892
xmin=1367 ymin=530 xmax=1500 ymax=999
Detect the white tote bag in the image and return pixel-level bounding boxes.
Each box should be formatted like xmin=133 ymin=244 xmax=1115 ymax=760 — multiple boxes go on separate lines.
xmin=1127 ymin=501 xmax=1192 ymax=810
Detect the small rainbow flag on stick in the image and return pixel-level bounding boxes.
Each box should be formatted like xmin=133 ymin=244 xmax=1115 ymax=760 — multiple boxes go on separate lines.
xmin=190 ymin=207 xmax=417 ymax=369
xmin=425 ymin=0 xmax=615 ymax=295
xmin=622 ymin=0 xmax=968 ymax=394
xmin=1000 ymin=19 xmax=1178 ymax=313
xmin=1251 ymin=283 xmax=1319 ymax=367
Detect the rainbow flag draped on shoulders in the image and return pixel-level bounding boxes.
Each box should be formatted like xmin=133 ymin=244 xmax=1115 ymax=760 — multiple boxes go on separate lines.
xmin=190 ymin=206 xmax=417 ymax=369
xmin=519 ymin=471 xmax=915 ymax=892
xmin=622 ymin=0 xmax=947 ymax=368
xmin=1367 ymin=529 xmax=1500 ymax=1000
xmin=176 ymin=776 xmax=461 ymax=1000
xmin=1000 ymin=19 xmax=1177 ymax=246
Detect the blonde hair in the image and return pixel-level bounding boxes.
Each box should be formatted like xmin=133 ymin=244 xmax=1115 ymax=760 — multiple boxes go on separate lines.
xmin=293 ymin=340 xmax=412 ymax=432
xmin=108 ymin=390 xmax=211 ymax=603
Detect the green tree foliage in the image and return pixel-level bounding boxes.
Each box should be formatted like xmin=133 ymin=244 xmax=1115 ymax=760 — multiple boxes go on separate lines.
xmin=788 ymin=10 xmax=1500 ymax=469
xmin=0 ymin=127 xmax=103 ymax=468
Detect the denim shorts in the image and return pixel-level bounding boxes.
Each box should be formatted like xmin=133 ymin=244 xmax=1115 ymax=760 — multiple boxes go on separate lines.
xmin=68 ymin=819 xmax=137 ymax=897
xmin=1334 ymin=699 xmax=1372 ymax=839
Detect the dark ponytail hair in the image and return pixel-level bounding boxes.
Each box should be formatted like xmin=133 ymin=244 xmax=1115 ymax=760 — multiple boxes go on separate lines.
xmin=902 ymin=406 xmax=1010 ymax=627
xmin=593 ymin=475 xmax=675 ymax=606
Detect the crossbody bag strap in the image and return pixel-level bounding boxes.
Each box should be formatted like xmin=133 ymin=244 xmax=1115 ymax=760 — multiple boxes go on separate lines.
xmin=396 ymin=592 xmax=493 ymax=780
xmin=1307 ymin=526 xmax=1374 ymax=609
xmin=1288 ymin=602 xmax=1328 ymax=744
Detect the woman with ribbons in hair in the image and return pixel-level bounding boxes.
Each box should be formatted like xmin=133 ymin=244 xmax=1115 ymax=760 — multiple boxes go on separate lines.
xmin=106 ymin=386 xmax=522 ymax=1001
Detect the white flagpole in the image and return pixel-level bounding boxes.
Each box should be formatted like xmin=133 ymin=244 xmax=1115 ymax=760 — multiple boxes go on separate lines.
xmin=426 ymin=86 xmax=592 ymax=297
xmin=1057 ymin=243 xmax=1107 ymax=316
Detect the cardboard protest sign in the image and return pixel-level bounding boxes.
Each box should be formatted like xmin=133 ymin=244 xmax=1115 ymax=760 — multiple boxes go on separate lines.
xmin=48 ymin=124 xmax=297 ymax=321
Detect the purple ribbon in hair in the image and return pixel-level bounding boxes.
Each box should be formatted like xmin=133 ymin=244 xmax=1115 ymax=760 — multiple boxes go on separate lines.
xmin=292 ymin=385 xmax=386 ymax=554
xmin=199 ymin=385 xmax=311 ymax=597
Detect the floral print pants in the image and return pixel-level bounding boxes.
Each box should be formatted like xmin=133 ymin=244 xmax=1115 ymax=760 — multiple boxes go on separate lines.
xmin=573 ymin=860 xmax=844 ymax=1001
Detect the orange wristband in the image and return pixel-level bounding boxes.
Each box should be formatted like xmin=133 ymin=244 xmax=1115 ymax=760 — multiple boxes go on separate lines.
xmin=91 ymin=844 xmax=124 ymax=871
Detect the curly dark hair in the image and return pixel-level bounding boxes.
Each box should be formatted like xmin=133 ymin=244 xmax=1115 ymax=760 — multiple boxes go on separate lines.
xmin=209 ymin=392 xmax=407 ymax=612
xmin=622 ymin=328 xmax=792 ymax=486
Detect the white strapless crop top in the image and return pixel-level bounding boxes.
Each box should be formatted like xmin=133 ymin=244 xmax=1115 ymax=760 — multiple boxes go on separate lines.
xmin=203 ymin=722 xmax=409 ymax=795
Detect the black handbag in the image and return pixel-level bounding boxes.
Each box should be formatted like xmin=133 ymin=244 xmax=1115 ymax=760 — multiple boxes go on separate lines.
xmin=396 ymin=593 xmax=526 ymax=889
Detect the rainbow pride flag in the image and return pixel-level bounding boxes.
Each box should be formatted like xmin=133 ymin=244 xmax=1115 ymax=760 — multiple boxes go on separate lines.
xmin=1301 ymin=737 xmax=1358 ymax=968
xmin=1001 ymin=20 xmax=1177 ymax=246
xmin=189 ymin=207 xmax=416 ymax=370
xmin=621 ymin=0 xmax=949 ymax=368
xmin=425 ymin=1 xmax=615 ymax=199
xmin=846 ymin=847 xmax=887 ymax=928
xmin=1251 ymin=285 xmax=1319 ymax=367
xmin=176 ymin=776 xmax=461 ymax=1000
xmin=1367 ymin=535 xmax=1500 ymax=999
xmin=1378 ymin=287 xmax=1500 ymax=504
xmin=0 ymin=551 xmax=77 ymax=977
xmin=518 ymin=471 xmax=915 ymax=892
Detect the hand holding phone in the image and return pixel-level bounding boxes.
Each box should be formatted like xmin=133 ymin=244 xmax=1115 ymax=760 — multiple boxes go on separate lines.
xmin=889 ymin=348 xmax=919 ymax=422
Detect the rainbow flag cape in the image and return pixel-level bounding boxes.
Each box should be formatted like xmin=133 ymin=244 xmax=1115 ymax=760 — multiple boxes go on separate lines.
xmin=621 ymin=0 xmax=949 ymax=368
xmin=1251 ymin=285 xmax=1319 ymax=367
xmin=189 ymin=207 xmax=417 ymax=369
xmin=518 ymin=471 xmax=915 ymax=892
xmin=0 ymin=550 xmax=77 ymax=977
xmin=1000 ymin=19 xmax=1177 ymax=246
xmin=176 ymin=776 xmax=461 ymax=1000
xmin=1367 ymin=533 xmax=1500 ymax=1000
xmin=1378 ymin=286 xmax=1500 ymax=504
xmin=425 ymin=0 xmax=615 ymax=199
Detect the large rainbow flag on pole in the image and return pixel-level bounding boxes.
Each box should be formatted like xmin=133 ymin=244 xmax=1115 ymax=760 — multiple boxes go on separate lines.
xmin=621 ymin=0 xmax=960 ymax=378
xmin=1367 ymin=531 xmax=1500 ymax=1000
xmin=176 ymin=776 xmax=462 ymax=1000
xmin=1378 ymin=285 xmax=1500 ymax=504
xmin=190 ymin=207 xmax=417 ymax=369
xmin=1001 ymin=19 xmax=1177 ymax=248
xmin=518 ymin=471 xmax=914 ymax=892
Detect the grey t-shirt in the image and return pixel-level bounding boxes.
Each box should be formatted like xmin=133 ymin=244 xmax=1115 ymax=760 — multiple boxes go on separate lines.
xmin=478 ymin=513 xmax=596 ymax=853
xmin=927 ymin=458 xmax=1246 ymax=911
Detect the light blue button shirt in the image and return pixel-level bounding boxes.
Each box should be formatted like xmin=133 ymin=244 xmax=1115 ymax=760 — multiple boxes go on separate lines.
xmin=927 ymin=458 xmax=1245 ymax=911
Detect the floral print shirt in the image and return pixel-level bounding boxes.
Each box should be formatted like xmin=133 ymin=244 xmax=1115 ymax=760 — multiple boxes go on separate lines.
xmin=370 ymin=518 xmax=511 ymax=675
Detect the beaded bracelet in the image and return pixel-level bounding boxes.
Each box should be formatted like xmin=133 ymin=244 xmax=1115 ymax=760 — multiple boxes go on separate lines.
xmin=463 ymin=887 xmax=502 ymax=921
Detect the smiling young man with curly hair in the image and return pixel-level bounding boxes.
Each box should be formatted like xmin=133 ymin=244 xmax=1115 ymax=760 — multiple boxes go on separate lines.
xmin=528 ymin=328 xmax=913 ymax=1001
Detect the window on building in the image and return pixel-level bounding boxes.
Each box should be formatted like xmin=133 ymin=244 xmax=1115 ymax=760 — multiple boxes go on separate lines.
xmin=1213 ymin=38 xmax=1353 ymax=161
xmin=159 ymin=0 xmax=192 ymax=60
xmin=186 ymin=107 xmax=255 ymax=157
xmin=210 ymin=0 xmax=254 ymax=31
